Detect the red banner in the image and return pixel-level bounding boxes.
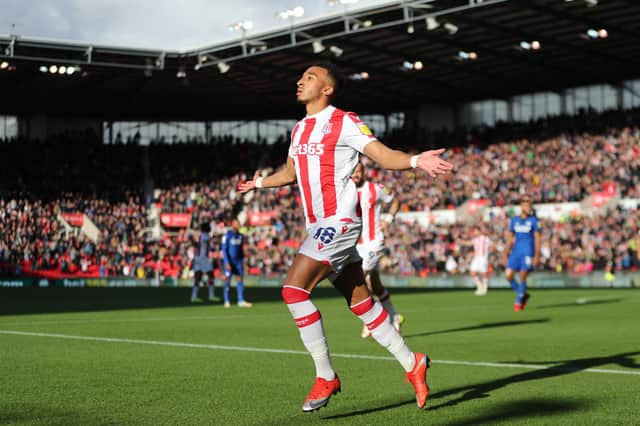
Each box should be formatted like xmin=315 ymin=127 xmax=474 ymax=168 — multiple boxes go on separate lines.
xmin=247 ymin=211 xmax=279 ymax=226
xmin=160 ymin=213 xmax=192 ymax=228
xmin=591 ymin=192 xmax=615 ymax=208
xmin=62 ymin=212 xmax=84 ymax=227
xmin=602 ymin=181 xmax=617 ymax=195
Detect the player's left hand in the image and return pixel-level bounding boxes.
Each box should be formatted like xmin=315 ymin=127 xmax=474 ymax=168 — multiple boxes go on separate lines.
xmin=416 ymin=149 xmax=454 ymax=177
xmin=237 ymin=171 xmax=260 ymax=193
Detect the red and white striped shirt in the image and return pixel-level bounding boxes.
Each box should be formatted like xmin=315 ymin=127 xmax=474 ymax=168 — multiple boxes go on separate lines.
xmin=472 ymin=235 xmax=491 ymax=260
xmin=357 ymin=181 xmax=393 ymax=244
xmin=289 ymin=105 xmax=376 ymax=228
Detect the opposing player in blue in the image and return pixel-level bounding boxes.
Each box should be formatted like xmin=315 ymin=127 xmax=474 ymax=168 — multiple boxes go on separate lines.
xmin=503 ymin=196 xmax=540 ymax=311
xmin=221 ymin=219 xmax=253 ymax=308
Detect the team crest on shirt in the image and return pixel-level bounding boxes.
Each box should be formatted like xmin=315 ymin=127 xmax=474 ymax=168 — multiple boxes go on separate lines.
xmin=322 ymin=122 xmax=333 ymax=134
xmin=313 ymin=226 xmax=337 ymax=247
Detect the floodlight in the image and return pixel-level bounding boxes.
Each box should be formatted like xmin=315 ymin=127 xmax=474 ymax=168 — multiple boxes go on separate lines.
xmin=444 ymin=22 xmax=458 ymax=35
xmin=426 ymin=16 xmax=440 ymax=30
xmin=329 ymin=46 xmax=344 ymax=57
xmin=312 ymin=40 xmax=326 ymax=54
xmin=217 ymin=62 xmax=230 ymax=74
xmin=229 ymin=20 xmax=254 ymax=32
xmin=276 ymin=6 xmax=304 ymax=20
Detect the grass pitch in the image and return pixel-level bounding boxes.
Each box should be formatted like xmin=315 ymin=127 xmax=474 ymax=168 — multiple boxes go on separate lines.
xmin=1 ymin=287 xmax=639 ymax=425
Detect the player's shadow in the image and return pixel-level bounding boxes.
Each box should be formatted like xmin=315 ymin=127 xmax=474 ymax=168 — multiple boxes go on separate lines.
xmin=403 ymin=318 xmax=549 ymax=339
xmin=444 ymin=397 xmax=589 ymax=425
xmin=322 ymin=398 xmax=416 ymax=420
xmin=0 ymin=402 xmax=110 ymax=425
xmin=533 ymin=298 xmax=622 ymax=309
xmin=322 ymin=394 xmax=588 ymax=422
xmin=428 ymin=351 xmax=640 ymax=411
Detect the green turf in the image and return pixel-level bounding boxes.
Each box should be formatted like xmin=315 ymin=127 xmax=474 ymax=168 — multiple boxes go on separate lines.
xmin=1 ymin=287 xmax=639 ymax=425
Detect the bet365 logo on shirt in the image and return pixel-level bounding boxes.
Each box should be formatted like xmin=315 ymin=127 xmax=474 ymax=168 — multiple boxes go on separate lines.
xmin=291 ymin=143 xmax=325 ymax=156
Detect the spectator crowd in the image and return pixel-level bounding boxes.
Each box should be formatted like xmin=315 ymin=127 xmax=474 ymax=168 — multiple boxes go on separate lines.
xmin=1 ymin=108 xmax=639 ymax=279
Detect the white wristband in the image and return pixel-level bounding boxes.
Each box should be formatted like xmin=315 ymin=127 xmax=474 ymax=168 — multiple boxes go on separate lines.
xmin=255 ymin=177 xmax=264 ymax=188
xmin=410 ymin=155 xmax=420 ymax=169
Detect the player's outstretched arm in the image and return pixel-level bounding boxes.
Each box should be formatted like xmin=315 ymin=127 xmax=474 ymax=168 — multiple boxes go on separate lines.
xmin=237 ymin=157 xmax=297 ymax=193
xmin=363 ymin=140 xmax=453 ymax=177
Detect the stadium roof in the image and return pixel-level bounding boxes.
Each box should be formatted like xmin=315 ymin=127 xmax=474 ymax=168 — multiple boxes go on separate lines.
xmin=1 ymin=0 xmax=639 ymax=121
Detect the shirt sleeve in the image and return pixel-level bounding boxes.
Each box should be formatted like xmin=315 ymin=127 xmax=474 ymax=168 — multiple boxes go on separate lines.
xmin=341 ymin=112 xmax=377 ymax=153
xmin=532 ymin=217 xmax=540 ymax=233
xmin=508 ymin=218 xmax=515 ymax=233
xmin=288 ymin=123 xmax=301 ymax=158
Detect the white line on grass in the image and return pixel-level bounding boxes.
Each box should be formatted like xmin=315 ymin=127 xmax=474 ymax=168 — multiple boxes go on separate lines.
xmin=1 ymin=329 xmax=639 ymax=377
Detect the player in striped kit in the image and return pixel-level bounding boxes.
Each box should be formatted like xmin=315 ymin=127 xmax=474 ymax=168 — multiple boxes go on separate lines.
xmin=351 ymin=162 xmax=404 ymax=338
xmin=190 ymin=222 xmax=218 ymax=303
xmin=238 ymin=62 xmax=453 ymax=412
xmin=469 ymin=226 xmax=493 ymax=296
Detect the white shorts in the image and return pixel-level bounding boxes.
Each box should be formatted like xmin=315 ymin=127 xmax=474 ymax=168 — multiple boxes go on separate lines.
xmin=356 ymin=240 xmax=384 ymax=272
xmin=299 ymin=216 xmax=362 ymax=282
xmin=193 ymin=257 xmax=213 ymax=273
xmin=470 ymin=256 xmax=488 ymax=274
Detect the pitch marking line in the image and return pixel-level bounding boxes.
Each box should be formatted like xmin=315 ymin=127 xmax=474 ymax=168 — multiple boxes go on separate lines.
xmin=1 ymin=329 xmax=638 ymax=377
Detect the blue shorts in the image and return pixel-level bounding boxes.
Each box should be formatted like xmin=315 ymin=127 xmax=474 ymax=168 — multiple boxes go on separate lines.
xmin=507 ymin=253 xmax=534 ymax=272
xmin=224 ymin=260 xmax=243 ymax=277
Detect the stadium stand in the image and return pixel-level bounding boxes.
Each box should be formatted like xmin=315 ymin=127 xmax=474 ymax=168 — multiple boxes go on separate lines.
xmin=2 ymin=108 xmax=638 ymax=279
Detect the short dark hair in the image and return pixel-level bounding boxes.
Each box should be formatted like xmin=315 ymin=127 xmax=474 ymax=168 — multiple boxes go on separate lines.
xmin=309 ymin=61 xmax=345 ymax=97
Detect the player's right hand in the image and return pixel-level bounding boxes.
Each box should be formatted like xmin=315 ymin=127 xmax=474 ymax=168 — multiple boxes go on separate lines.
xmin=237 ymin=171 xmax=260 ymax=193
